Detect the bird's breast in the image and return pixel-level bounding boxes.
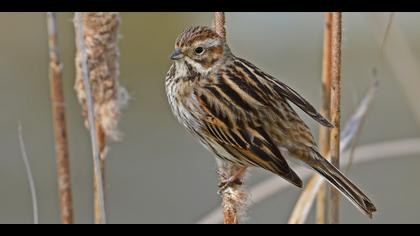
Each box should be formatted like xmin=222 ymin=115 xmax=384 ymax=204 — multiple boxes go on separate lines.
xmin=166 ymin=77 xmax=204 ymax=132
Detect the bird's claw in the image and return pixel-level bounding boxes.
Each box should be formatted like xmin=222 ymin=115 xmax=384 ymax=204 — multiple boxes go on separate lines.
xmin=217 ymin=177 xmax=243 ymax=194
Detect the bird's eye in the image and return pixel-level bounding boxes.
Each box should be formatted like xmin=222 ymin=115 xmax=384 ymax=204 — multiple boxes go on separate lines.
xmin=194 ymin=47 xmax=204 ymax=55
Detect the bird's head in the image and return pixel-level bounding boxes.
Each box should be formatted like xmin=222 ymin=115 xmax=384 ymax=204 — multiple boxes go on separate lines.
xmin=170 ymin=26 xmax=229 ymax=75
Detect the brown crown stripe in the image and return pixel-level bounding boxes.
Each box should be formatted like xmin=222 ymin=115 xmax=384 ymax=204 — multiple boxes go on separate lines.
xmin=175 ymin=26 xmax=220 ymax=48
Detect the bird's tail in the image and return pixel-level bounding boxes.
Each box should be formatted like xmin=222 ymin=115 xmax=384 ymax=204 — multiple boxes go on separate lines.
xmin=310 ymin=150 xmax=377 ymax=218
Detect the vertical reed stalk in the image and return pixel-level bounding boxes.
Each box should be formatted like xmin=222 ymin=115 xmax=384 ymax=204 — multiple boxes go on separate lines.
xmin=94 ymin=120 xmax=106 ymax=224
xmin=316 ymin=12 xmax=333 ymax=224
xmin=46 ymin=12 xmax=74 ymax=224
xmin=329 ymin=12 xmax=342 ymax=224
xmin=214 ymin=12 xmax=248 ymax=224
xmin=214 ymin=12 xmax=226 ymax=39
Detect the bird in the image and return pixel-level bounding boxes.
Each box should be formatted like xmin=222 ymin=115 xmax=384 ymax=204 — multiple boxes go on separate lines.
xmin=165 ymin=26 xmax=377 ymax=218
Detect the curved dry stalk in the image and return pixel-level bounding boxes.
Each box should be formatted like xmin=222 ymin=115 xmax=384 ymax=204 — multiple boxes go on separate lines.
xmin=368 ymin=13 xmax=420 ymax=130
xmin=18 ymin=123 xmax=38 ymax=224
xmin=74 ymin=12 xmax=107 ymax=224
xmin=288 ymin=174 xmax=323 ymax=224
xmin=329 ymin=12 xmax=342 ymax=224
xmin=316 ymin=12 xmax=333 ymax=224
xmin=46 ymin=12 xmax=74 ymax=224
xmin=197 ymin=138 xmax=420 ymax=224
xmin=288 ymin=80 xmax=379 ymax=224
xmin=345 ymin=13 xmax=395 ymax=173
xmin=345 ymin=80 xmax=379 ymax=173
xmin=378 ymin=13 xmax=395 ymax=60
xmin=213 ymin=12 xmax=248 ymax=224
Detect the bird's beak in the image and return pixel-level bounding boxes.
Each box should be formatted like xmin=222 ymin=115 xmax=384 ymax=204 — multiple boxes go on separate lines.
xmin=170 ymin=48 xmax=183 ymax=60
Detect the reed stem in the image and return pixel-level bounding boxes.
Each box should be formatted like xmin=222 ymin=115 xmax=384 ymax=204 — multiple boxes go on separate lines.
xmin=47 ymin=12 xmax=74 ymax=224
xmin=329 ymin=12 xmax=343 ymax=224
xmin=316 ymin=12 xmax=333 ymax=224
xmin=214 ymin=12 xmax=247 ymax=224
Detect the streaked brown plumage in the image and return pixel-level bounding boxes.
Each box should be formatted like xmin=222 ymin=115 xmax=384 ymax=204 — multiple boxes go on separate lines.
xmin=165 ymin=26 xmax=376 ymax=217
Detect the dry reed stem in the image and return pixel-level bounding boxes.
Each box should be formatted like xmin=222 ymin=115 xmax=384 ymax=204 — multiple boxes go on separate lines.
xmin=219 ymin=163 xmax=248 ymax=224
xmin=316 ymin=12 xmax=333 ymax=224
xmin=74 ymin=13 xmax=128 ymax=142
xmin=288 ymin=80 xmax=378 ymax=224
xmin=213 ymin=12 xmax=248 ymax=224
xmin=74 ymin=12 xmax=112 ymax=224
xmin=329 ymin=12 xmax=342 ymax=224
xmin=345 ymin=80 xmax=380 ymax=173
xmin=18 ymin=123 xmax=39 ymax=224
xmin=288 ymin=173 xmax=324 ymax=224
xmin=74 ymin=12 xmax=127 ymax=224
xmin=214 ymin=12 xmax=226 ymax=39
xmin=46 ymin=12 xmax=74 ymax=224
xmin=94 ymin=120 xmax=107 ymax=224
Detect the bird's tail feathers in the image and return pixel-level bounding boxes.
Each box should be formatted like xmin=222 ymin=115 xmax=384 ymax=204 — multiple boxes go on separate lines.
xmin=310 ymin=150 xmax=377 ymax=218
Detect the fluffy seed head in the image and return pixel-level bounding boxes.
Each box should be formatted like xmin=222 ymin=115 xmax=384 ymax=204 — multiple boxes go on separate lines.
xmin=74 ymin=12 xmax=129 ymax=141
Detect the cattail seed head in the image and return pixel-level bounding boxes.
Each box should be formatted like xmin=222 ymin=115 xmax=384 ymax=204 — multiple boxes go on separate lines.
xmin=74 ymin=12 xmax=129 ymax=141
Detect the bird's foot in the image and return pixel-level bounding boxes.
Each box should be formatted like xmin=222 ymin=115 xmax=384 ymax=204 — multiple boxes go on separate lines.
xmin=217 ymin=176 xmax=243 ymax=194
xmin=216 ymin=167 xmax=247 ymax=194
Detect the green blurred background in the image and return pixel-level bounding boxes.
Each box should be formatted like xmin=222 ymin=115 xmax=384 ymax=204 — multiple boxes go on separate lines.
xmin=0 ymin=12 xmax=419 ymax=224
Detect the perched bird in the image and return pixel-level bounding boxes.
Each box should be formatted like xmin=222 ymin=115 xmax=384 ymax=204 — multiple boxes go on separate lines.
xmin=165 ymin=26 xmax=376 ymax=217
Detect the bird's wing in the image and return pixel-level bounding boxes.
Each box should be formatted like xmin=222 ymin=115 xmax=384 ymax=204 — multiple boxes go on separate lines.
xmin=194 ymin=84 xmax=303 ymax=188
xmin=233 ymin=57 xmax=334 ymax=128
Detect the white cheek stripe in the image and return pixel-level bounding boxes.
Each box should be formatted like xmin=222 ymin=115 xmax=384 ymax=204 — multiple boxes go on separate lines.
xmin=184 ymin=57 xmax=212 ymax=74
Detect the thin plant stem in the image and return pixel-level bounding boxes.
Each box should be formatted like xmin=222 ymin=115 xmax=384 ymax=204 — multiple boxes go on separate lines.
xmin=214 ymin=12 xmax=247 ymax=224
xmin=316 ymin=12 xmax=333 ymax=224
xmin=18 ymin=123 xmax=39 ymax=224
xmin=379 ymin=12 xmax=395 ymax=60
xmin=329 ymin=12 xmax=342 ymax=224
xmin=74 ymin=12 xmax=107 ymax=224
xmin=95 ymin=120 xmax=106 ymax=224
xmin=369 ymin=13 xmax=420 ymax=129
xmin=46 ymin=12 xmax=74 ymax=224
xmin=214 ymin=12 xmax=226 ymax=39
xmin=288 ymin=174 xmax=324 ymax=224
xmin=345 ymin=13 xmax=395 ymax=173
xmin=345 ymin=80 xmax=379 ymax=173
